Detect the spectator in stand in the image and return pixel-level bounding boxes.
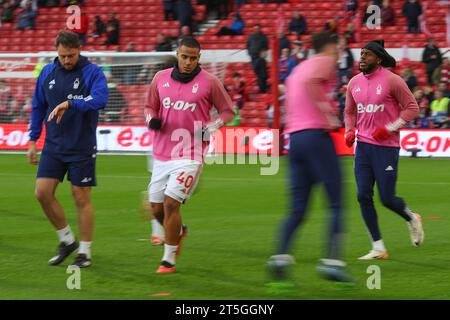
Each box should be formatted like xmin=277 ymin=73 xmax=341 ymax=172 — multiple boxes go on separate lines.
xmin=403 ymin=0 xmax=422 ymax=34
xmin=155 ymin=33 xmax=173 ymax=51
xmin=227 ymin=72 xmax=246 ymax=110
xmin=422 ymin=38 xmax=442 ymax=86
xmin=1 ymin=1 xmax=14 ymax=23
xmin=176 ymin=25 xmax=192 ymax=48
xmin=337 ymin=74 xmax=350 ymax=123
xmin=163 ymin=0 xmax=177 ymax=21
xmin=381 ymin=0 xmax=395 ymax=27
xmin=103 ymin=13 xmax=120 ymax=45
xmin=288 ymin=10 xmax=307 ymax=36
xmin=176 ymin=0 xmax=195 ymax=33
xmin=101 ymin=79 xmax=127 ymax=123
xmin=410 ymin=88 xmax=430 ymax=128
xmin=92 ymin=15 xmax=106 ymax=38
xmin=344 ymin=23 xmax=356 ymax=44
xmin=70 ymin=11 xmax=89 ymax=46
xmin=291 ymin=40 xmax=308 ymax=64
xmin=324 ymin=19 xmax=338 ymax=36
xmin=216 ymin=12 xmax=244 ymax=36
xmin=401 ymin=67 xmax=417 ymax=92
xmin=279 ymin=48 xmax=297 ymax=83
xmin=277 ymin=29 xmax=291 ymax=53
xmin=337 ymin=36 xmax=354 ymax=79
xmin=429 ymin=89 xmax=450 ymax=127
xmin=15 ymin=0 xmax=36 ymax=30
xmin=246 ymin=24 xmax=268 ymax=67
xmin=346 ymin=0 xmax=358 ymax=18
xmin=437 ymin=81 xmax=450 ymax=98
xmin=254 ymin=49 xmax=268 ymax=93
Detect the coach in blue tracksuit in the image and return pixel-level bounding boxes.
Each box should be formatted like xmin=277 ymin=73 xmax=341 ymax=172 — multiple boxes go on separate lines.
xmin=28 ymin=31 xmax=108 ymax=268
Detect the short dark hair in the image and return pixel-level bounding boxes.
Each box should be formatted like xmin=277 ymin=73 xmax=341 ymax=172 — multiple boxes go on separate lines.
xmin=311 ymin=31 xmax=338 ymax=53
xmin=232 ymin=72 xmax=241 ymax=78
xmin=55 ymin=31 xmax=80 ymax=49
xmin=179 ymin=36 xmax=201 ymax=51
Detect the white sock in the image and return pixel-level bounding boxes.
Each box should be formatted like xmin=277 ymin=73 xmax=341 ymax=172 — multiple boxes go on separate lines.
xmin=404 ymin=207 xmax=416 ymax=220
xmin=372 ymin=239 xmax=386 ymax=252
xmin=78 ymin=241 xmax=92 ymax=259
xmin=151 ymin=219 xmax=165 ymax=239
xmin=57 ymin=225 xmax=75 ymax=245
xmin=162 ymin=244 xmax=177 ymax=265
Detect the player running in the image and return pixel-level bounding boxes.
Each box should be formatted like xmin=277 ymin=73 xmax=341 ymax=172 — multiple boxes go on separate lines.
xmin=144 ymin=36 xmax=234 ymax=273
xmin=267 ymin=32 xmax=352 ymax=282
xmin=344 ymin=40 xmax=424 ymax=260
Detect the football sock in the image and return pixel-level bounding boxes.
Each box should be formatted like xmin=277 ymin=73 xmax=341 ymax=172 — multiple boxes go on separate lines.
xmin=78 ymin=241 xmax=92 ymax=259
xmin=152 ymin=219 xmax=165 ymax=239
xmin=372 ymin=239 xmax=386 ymax=252
xmin=57 ymin=225 xmax=75 ymax=245
xmin=404 ymin=207 xmax=416 ymax=221
xmin=162 ymin=244 xmax=177 ymax=265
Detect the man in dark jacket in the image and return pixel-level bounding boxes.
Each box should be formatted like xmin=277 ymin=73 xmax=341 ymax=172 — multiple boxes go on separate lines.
xmin=422 ymin=38 xmax=442 ymax=86
xmin=246 ymin=24 xmax=268 ymax=67
xmin=288 ymin=10 xmax=307 ymax=36
xmin=403 ymin=0 xmax=422 ymax=34
xmin=155 ymin=33 xmax=173 ymax=51
xmin=28 ymin=31 xmax=109 ymax=269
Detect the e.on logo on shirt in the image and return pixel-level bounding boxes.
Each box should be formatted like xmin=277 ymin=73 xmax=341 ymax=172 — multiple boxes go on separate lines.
xmin=357 ymin=103 xmax=385 ymax=114
xmin=162 ymin=97 xmax=197 ymax=112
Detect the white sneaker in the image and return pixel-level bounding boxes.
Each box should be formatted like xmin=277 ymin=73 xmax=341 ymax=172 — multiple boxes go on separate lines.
xmin=407 ymin=213 xmax=424 ymax=247
xmin=358 ymin=249 xmax=389 ymax=260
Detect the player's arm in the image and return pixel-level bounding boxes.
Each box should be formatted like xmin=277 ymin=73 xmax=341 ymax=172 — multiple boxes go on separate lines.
xmin=28 ymin=69 xmax=49 ymax=164
xmin=206 ymin=76 xmax=235 ymax=133
xmin=344 ymin=78 xmax=357 ymax=147
xmin=304 ymin=58 xmax=340 ymax=129
xmin=144 ymin=71 xmax=162 ymax=130
xmin=69 ymin=67 xmax=109 ymax=112
xmin=373 ymin=75 xmax=419 ymax=141
xmin=48 ymin=67 xmax=109 ymax=123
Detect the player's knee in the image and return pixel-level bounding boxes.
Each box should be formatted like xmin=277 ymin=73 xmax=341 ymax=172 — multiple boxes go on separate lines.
xmin=35 ymin=187 xmax=52 ymax=203
xmin=163 ymin=197 xmax=181 ymax=216
xmin=71 ymin=187 xmax=91 ymax=208
xmin=151 ymin=203 xmax=164 ymax=217
xmin=357 ymin=193 xmax=373 ymax=206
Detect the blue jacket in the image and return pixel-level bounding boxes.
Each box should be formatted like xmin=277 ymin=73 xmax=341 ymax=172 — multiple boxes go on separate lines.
xmin=30 ymin=56 xmax=108 ymax=160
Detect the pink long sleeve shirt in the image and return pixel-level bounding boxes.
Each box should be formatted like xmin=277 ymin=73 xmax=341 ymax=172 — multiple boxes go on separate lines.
xmin=284 ymin=55 xmax=339 ymax=134
xmin=144 ymin=68 xmax=234 ymax=161
xmin=345 ymin=67 xmax=419 ymax=147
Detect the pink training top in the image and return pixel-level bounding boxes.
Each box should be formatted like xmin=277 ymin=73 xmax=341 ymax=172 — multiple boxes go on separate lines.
xmin=345 ymin=67 xmax=419 ymax=147
xmin=284 ymin=55 xmax=338 ymax=134
xmin=144 ymin=68 xmax=234 ymax=161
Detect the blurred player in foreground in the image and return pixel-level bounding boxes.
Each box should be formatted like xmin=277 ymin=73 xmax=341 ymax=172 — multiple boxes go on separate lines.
xmin=267 ymin=32 xmax=352 ymax=282
xmin=28 ymin=31 xmax=108 ymax=267
xmin=344 ymin=40 xmax=424 ymax=260
xmin=144 ymin=36 xmax=234 ymax=273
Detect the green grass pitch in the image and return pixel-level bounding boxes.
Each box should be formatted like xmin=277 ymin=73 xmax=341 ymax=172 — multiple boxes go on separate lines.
xmin=0 ymin=153 xmax=449 ymax=299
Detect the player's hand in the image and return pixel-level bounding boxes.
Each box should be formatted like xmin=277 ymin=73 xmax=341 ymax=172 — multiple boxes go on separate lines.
xmin=345 ymin=130 xmax=356 ymax=148
xmin=147 ymin=116 xmax=162 ymax=130
xmin=201 ymin=118 xmax=224 ymax=140
xmin=372 ymin=127 xmax=391 ymax=142
xmin=27 ymin=141 xmax=38 ymax=165
xmin=48 ymin=101 xmax=70 ymax=124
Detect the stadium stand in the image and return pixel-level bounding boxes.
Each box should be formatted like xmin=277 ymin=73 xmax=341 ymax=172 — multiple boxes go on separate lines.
xmin=0 ymin=0 xmax=448 ymax=127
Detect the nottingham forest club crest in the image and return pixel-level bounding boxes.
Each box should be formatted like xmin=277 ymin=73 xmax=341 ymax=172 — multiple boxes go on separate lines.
xmin=192 ymin=83 xmax=199 ymax=93
xmin=73 ymin=78 xmax=80 ymax=89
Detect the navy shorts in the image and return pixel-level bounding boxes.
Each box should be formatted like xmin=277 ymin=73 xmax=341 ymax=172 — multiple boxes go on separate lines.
xmin=37 ymin=152 xmax=97 ymax=187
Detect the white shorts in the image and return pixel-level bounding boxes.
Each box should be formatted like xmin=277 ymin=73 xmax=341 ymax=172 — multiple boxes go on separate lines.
xmin=148 ymin=159 xmax=203 ymax=204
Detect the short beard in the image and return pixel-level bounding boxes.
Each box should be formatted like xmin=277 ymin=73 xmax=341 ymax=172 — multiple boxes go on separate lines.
xmin=361 ymin=63 xmax=378 ymax=74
